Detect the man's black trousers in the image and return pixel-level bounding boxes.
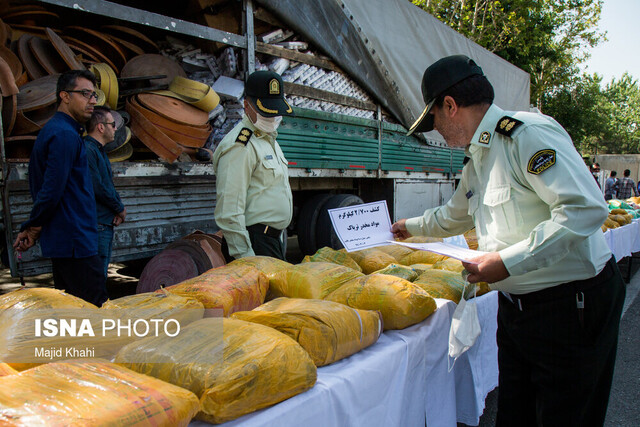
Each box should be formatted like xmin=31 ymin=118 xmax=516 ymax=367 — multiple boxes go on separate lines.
xmin=496 ymin=256 xmax=625 ymax=427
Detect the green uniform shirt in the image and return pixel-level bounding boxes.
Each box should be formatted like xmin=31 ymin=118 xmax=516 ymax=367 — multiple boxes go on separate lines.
xmin=212 ymin=116 xmax=293 ymax=259
xmin=405 ymin=104 xmax=611 ymax=294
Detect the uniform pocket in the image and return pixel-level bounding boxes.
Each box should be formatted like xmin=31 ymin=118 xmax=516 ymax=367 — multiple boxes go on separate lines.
xmin=483 ymin=185 xmax=522 ymax=235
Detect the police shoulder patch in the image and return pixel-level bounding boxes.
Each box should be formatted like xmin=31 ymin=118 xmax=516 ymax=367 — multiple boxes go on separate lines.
xmin=495 ymin=116 xmax=524 ymax=137
xmin=235 ymin=128 xmax=253 ymax=145
xmin=527 ymin=149 xmax=556 ymax=175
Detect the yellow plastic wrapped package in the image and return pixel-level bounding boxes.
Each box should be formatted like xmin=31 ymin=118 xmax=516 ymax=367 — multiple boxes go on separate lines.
xmin=373 ymin=263 xmax=419 ymax=282
xmin=270 ymin=262 xmax=363 ymax=299
xmin=228 ymin=256 xmax=292 ymax=282
xmin=0 ymin=288 xmax=132 ymax=370
xmin=116 ymin=318 xmax=317 ymax=424
xmin=413 ymin=269 xmax=465 ymax=303
xmin=0 ymin=360 xmax=200 ymax=426
xmin=432 ymin=258 xmax=465 ymax=273
xmin=302 ymin=247 xmax=362 ymax=272
xmin=325 ymin=274 xmax=437 ymax=330
xmin=369 ymin=244 xmax=415 ymax=263
xmin=0 ymin=287 xmax=97 ymax=310
xmin=399 ymin=250 xmax=447 ymax=266
xmin=102 ymin=292 xmax=205 ymax=325
xmin=0 ymin=363 xmax=17 ymax=376
xmin=345 ymin=248 xmax=396 ymax=274
xmin=232 ymin=298 xmax=382 ymax=366
xmin=164 ymin=264 xmax=268 ymax=316
xmin=410 ymin=263 xmax=434 ymax=274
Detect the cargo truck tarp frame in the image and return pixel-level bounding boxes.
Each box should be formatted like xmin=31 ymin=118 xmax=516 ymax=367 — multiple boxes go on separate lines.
xmin=255 ymin=0 xmax=531 ymax=142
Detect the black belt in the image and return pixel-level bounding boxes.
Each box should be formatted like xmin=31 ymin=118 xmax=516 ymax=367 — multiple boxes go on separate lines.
xmin=247 ymin=223 xmax=283 ymax=239
xmin=502 ymin=255 xmax=617 ymax=308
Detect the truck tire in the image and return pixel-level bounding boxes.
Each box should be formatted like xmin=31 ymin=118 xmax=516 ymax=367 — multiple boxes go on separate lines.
xmin=297 ymin=193 xmax=333 ymax=255
xmin=315 ymin=194 xmax=364 ymax=250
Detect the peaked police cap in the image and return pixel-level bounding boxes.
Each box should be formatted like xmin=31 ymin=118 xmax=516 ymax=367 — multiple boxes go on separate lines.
xmin=407 ymin=55 xmax=484 ymax=135
xmin=245 ymin=70 xmax=294 ymax=117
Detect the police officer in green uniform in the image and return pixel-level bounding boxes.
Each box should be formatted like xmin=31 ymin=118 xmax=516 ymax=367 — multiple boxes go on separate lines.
xmin=391 ymin=55 xmax=625 ymax=426
xmin=212 ymin=71 xmax=294 ymax=261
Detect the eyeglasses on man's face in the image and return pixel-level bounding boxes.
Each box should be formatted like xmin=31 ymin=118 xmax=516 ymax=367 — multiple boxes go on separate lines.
xmin=101 ymin=121 xmax=116 ymax=128
xmin=65 ymin=89 xmax=99 ymax=101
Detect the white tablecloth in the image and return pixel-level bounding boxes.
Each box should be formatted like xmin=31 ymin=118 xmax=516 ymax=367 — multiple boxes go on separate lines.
xmin=603 ymin=219 xmax=640 ymax=261
xmin=191 ymin=292 xmax=499 ymax=427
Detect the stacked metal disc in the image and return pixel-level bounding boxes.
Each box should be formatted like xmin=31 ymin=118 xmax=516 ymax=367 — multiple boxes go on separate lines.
xmin=136 ymin=231 xmax=226 ymax=293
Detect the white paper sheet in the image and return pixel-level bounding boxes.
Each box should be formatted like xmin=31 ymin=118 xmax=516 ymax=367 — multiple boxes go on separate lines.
xmin=328 ymin=201 xmax=394 ymax=251
xmin=388 ymin=241 xmax=488 ymax=263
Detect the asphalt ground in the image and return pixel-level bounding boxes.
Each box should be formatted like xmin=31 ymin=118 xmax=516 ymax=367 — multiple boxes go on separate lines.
xmin=470 ymin=257 xmax=640 ymax=427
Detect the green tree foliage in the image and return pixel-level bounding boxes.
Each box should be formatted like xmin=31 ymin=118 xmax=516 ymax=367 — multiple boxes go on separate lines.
xmin=410 ymin=0 xmax=605 ymax=108
xmin=533 ymin=73 xmax=640 ymax=155
xmin=542 ymin=73 xmax=608 ymax=154
xmin=412 ymin=0 xmax=640 ymax=154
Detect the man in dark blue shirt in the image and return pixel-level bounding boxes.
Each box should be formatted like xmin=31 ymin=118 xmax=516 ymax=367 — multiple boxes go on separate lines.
xmin=85 ymin=106 xmax=126 ymax=280
xmin=13 ymin=70 xmax=108 ymax=306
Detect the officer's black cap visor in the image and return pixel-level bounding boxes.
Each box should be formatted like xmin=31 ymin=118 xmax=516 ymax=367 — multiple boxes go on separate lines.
xmin=247 ymin=95 xmax=295 ymax=118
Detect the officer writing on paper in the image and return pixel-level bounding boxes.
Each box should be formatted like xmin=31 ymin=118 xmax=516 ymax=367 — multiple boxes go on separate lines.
xmin=391 ymin=55 xmax=624 ymax=426
xmin=212 ymin=71 xmax=294 ymax=261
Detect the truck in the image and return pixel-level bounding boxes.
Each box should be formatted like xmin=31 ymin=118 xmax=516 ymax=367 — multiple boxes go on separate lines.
xmin=0 ymin=0 xmax=530 ymax=276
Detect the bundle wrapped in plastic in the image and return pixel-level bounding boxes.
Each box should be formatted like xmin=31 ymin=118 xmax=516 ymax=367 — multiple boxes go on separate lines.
xmin=116 ymin=318 xmax=317 ymax=424
xmin=0 ymin=360 xmax=200 ymax=426
xmin=164 ymin=264 xmax=268 ymax=316
xmin=0 ymin=363 xmax=17 ymax=376
xmin=0 ymin=287 xmax=97 ymax=310
xmin=345 ymin=248 xmax=396 ymax=274
xmin=413 ymin=269 xmax=465 ymax=303
xmin=410 ymin=263 xmax=434 ymax=274
xmin=102 ymin=292 xmax=205 ymax=325
xmin=325 ymin=274 xmax=437 ymax=330
xmin=0 ymin=288 xmax=131 ymax=370
xmin=464 ymin=229 xmax=479 ymax=250
xmin=228 ymin=256 xmax=292 ymax=282
xmin=232 ymin=298 xmax=382 ymax=366
xmin=372 ymin=263 xmax=419 ymax=282
xmin=374 ymin=244 xmax=416 ymax=262
xmin=302 ymin=247 xmax=362 ymax=272
xmin=432 ymin=258 xmax=465 ymax=273
xmin=399 ymin=250 xmax=447 ymax=266
xmin=270 ymin=262 xmax=363 ymax=299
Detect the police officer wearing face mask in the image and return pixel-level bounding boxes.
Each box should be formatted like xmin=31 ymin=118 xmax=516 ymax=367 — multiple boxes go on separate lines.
xmin=212 ymin=70 xmax=294 ymax=261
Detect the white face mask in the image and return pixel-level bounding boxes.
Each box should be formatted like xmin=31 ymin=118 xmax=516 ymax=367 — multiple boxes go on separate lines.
xmin=252 ymin=113 xmax=282 ymax=134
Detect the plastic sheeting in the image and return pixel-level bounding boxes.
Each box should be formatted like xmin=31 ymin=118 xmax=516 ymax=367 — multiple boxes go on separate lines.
xmin=413 ymin=269 xmax=466 ymax=303
xmin=301 ymin=247 xmax=362 ymax=272
xmin=164 ymin=264 xmax=268 ymax=316
xmin=255 ymin=0 xmax=530 ymax=137
xmin=232 ymin=298 xmax=382 ymax=366
xmin=116 ymin=318 xmax=317 ymax=424
xmin=345 ymin=248 xmax=396 ymax=274
xmin=190 ymin=293 xmax=499 ymax=427
xmin=0 ymin=360 xmax=200 ymax=426
xmin=270 ymin=262 xmax=363 ymax=299
xmin=0 ymin=363 xmax=17 ymax=376
xmin=325 ymin=273 xmax=437 ymax=330
xmin=372 ymin=263 xmax=419 ymax=282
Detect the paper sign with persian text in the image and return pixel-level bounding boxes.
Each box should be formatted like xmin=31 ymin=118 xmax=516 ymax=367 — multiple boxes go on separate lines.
xmin=328 ymin=201 xmax=394 ymax=252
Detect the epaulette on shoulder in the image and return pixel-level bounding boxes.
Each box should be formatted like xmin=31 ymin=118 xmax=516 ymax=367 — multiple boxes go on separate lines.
xmin=235 ymin=128 xmax=253 ymax=145
xmin=495 ymin=116 xmax=524 ymax=138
